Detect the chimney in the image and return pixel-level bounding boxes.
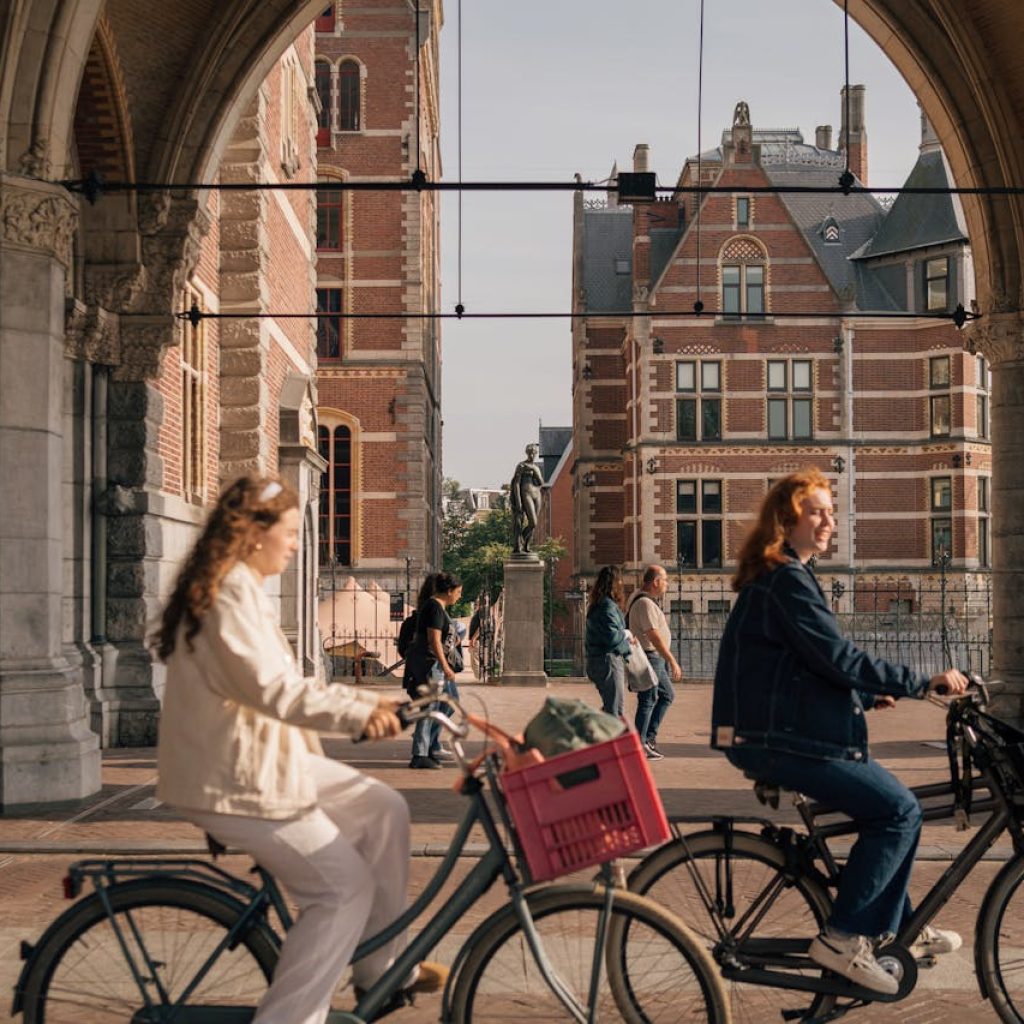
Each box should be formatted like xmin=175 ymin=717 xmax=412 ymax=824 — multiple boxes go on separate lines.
xmin=815 ymin=125 xmax=833 ymax=150
xmin=839 ymin=85 xmax=868 ymax=185
xmin=633 ymin=144 xmax=650 ymax=173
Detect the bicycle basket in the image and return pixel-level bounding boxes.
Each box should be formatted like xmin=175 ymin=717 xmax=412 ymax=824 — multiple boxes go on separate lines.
xmin=500 ymin=730 xmax=670 ymax=882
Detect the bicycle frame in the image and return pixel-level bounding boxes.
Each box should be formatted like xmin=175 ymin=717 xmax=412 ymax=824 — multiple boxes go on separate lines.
xmin=17 ymin=707 xmax=618 ymax=1024
xmin=678 ymin=694 xmax=1024 ymax=1005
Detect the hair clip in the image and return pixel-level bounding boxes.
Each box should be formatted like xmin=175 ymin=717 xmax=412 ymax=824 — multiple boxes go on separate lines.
xmin=259 ymin=481 xmax=283 ymax=502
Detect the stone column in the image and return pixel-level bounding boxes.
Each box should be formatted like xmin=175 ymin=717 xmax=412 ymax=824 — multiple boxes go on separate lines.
xmin=966 ymin=312 xmax=1024 ymax=724
xmin=499 ymin=556 xmax=547 ymax=686
xmin=0 ymin=174 xmax=100 ymax=806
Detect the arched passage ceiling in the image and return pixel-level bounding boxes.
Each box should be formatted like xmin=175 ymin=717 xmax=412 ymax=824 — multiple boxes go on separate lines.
xmin=2 ymin=0 xmax=1024 ymax=307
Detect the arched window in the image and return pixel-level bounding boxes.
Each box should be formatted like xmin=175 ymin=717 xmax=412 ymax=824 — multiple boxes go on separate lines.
xmin=720 ymin=237 xmax=767 ymax=318
xmin=314 ymin=60 xmax=332 ymax=144
xmin=339 ymin=61 xmax=361 ymax=132
xmin=318 ymin=423 xmax=353 ymax=567
xmin=316 ymin=287 xmax=343 ymax=359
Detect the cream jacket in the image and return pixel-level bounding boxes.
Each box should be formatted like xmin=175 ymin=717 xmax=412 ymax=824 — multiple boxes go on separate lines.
xmin=156 ymin=562 xmax=379 ymax=819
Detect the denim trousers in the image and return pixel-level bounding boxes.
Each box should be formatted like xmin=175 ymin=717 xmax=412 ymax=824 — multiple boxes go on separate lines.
xmin=587 ymin=653 xmax=625 ymax=717
xmin=725 ymin=746 xmax=921 ymax=937
xmin=410 ymin=669 xmax=459 ymax=758
xmin=634 ymin=651 xmax=675 ymax=743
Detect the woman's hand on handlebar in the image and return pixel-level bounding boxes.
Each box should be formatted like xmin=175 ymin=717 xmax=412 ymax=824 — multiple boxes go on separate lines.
xmin=929 ymin=669 xmax=970 ymax=696
xmin=361 ymin=699 xmax=404 ymax=740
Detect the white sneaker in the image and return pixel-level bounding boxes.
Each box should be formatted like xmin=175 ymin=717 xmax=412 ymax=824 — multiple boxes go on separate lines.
xmin=809 ymin=931 xmax=899 ymax=995
xmin=909 ymin=925 xmax=962 ymax=958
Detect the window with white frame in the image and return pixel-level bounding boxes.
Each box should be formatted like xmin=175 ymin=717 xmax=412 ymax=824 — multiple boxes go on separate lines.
xmin=314 ymin=60 xmax=332 ymax=141
xmin=720 ymin=237 xmax=767 ymax=318
xmin=931 ymin=475 xmax=953 ymax=563
xmin=925 ymin=256 xmax=950 ymax=312
xmin=676 ymin=360 xmax=722 ymax=441
xmin=978 ymin=475 xmax=991 ymax=568
xmin=339 ymin=60 xmax=361 ymax=131
xmin=180 ymin=288 xmax=206 ymax=502
xmin=676 ymin=479 xmax=723 ymax=568
xmin=766 ymin=359 xmax=813 ymax=440
xmin=929 ymin=355 xmax=951 ymax=437
xmin=977 ymin=354 xmax=990 ymax=439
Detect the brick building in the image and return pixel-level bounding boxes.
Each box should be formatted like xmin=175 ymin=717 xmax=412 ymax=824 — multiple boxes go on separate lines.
xmin=312 ymin=0 xmax=443 ymax=609
xmin=569 ymin=91 xmax=991 ymax=623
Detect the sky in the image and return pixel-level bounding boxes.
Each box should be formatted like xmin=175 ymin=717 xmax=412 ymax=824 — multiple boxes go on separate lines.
xmin=437 ymin=0 xmax=923 ymax=488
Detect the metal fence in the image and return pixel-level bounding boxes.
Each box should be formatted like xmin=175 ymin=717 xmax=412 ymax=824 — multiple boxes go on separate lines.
xmin=551 ymin=569 xmax=993 ymax=681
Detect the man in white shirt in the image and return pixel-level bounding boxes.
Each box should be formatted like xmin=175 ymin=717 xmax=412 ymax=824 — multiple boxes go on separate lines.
xmin=627 ymin=565 xmax=682 ymax=759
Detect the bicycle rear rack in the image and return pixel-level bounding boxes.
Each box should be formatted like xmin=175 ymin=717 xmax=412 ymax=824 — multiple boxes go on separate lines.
xmin=64 ymin=858 xmax=263 ymax=902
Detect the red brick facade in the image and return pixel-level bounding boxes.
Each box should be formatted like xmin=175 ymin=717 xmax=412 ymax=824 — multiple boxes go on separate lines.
xmin=313 ymin=0 xmax=442 ymax=584
xmin=567 ymin=105 xmax=992 ymax=607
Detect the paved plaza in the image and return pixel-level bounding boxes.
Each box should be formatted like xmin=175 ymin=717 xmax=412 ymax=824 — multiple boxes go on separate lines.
xmin=0 ymin=680 xmax=1014 ymax=1022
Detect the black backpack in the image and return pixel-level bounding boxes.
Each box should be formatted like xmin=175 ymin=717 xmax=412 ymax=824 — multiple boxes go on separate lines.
xmin=397 ymin=610 xmax=418 ymax=658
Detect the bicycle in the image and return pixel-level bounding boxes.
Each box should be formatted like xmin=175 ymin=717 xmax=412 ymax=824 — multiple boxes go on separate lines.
xmin=626 ymin=679 xmax=1024 ymax=1024
xmin=12 ymin=693 xmax=731 ymax=1024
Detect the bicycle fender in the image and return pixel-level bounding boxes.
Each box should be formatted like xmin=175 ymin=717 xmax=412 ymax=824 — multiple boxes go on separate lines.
xmin=11 ymin=877 xmax=280 ymax=1016
xmin=973 ymin=853 xmax=1024 ymax=1000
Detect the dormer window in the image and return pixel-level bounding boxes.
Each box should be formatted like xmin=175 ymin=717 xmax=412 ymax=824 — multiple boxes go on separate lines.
xmin=821 ymin=216 xmax=841 ymax=244
xmin=925 ymin=256 xmax=950 ymax=311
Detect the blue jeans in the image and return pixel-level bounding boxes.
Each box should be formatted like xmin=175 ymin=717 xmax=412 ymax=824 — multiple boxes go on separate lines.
xmin=411 ymin=669 xmax=458 ymax=758
xmin=725 ymin=746 xmax=921 ymax=937
xmin=634 ymin=651 xmax=675 ymax=744
xmin=587 ymin=653 xmax=625 ymax=717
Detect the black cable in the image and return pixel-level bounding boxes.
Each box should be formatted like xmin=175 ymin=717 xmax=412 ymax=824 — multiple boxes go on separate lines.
xmin=57 ymin=176 xmax=1024 ymax=198
xmin=694 ymin=0 xmax=706 ymax=315
xmin=457 ymin=0 xmax=463 ymax=316
xmin=174 ymin=302 xmax=977 ymax=326
xmin=839 ymin=0 xmax=855 ymax=194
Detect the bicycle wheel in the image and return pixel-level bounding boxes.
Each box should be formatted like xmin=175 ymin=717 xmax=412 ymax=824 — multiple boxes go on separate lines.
xmin=18 ymin=878 xmax=279 ymax=1023
xmin=628 ymin=830 xmax=834 ymax=1024
xmin=976 ymin=853 xmax=1024 ymax=1023
xmin=449 ymin=883 xmax=729 ymax=1023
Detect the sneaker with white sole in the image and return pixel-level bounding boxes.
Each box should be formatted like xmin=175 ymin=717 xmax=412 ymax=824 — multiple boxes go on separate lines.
xmin=808 ymin=931 xmax=899 ymax=995
xmin=909 ymin=924 xmax=962 ymax=958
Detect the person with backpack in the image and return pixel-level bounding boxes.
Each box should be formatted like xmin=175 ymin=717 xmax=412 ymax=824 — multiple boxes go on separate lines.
xmin=626 ymin=565 xmax=681 ymax=760
xmin=584 ymin=565 xmax=633 ymax=717
xmin=405 ymin=572 xmax=463 ymax=769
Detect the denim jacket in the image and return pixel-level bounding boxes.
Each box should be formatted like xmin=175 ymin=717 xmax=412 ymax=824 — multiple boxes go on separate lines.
xmin=585 ymin=597 xmax=631 ymax=657
xmin=712 ymin=553 xmax=930 ymax=762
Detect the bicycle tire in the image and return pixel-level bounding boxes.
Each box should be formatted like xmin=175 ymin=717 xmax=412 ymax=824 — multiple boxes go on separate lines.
xmin=627 ymin=830 xmax=834 ymax=1024
xmin=976 ymin=853 xmax=1024 ymax=1023
xmin=448 ymin=883 xmax=730 ymax=1023
xmin=18 ymin=878 xmax=280 ymax=1023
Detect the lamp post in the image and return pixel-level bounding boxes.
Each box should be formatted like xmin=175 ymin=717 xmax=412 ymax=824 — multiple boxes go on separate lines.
xmin=675 ymin=555 xmax=684 ymax=664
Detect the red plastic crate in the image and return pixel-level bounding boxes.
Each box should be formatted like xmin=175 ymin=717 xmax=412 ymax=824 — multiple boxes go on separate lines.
xmin=500 ymin=730 xmax=670 ymax=882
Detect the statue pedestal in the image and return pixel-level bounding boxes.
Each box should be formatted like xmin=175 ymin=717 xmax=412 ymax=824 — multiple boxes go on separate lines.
xmin=499 ymin=556 xmax=547 ymax=686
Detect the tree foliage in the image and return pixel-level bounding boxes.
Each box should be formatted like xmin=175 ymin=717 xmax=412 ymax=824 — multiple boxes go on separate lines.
xmin=441 ymin=484 xmax=567 ymax=618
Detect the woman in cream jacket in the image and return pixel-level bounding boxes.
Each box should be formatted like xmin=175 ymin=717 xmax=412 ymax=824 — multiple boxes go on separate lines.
xmin=154 ymin=476 xmax=443 ymax=1024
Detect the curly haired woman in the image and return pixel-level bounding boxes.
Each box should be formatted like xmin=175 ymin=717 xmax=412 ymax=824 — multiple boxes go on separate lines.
xmin=712 ymin=468 xmax=967 ymax=995
xmin=154 ymin=476 xmax=444 ymax=1024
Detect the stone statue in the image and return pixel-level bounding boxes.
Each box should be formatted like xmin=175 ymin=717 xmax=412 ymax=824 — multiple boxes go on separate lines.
xmin=510 ymin=443 xmax=544 ymax=555
xmin=733 ymin=100 xmax=751 ymax=127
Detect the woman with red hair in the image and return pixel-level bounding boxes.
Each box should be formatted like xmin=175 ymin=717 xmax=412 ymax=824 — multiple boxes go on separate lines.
xmin=713 ymin=469 xmax=967 ymax=995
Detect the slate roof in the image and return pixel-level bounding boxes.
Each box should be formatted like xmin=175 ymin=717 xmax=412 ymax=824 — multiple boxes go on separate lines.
xmin=851 ymin=148 xmax=967 ymax=260
xmin=539 ymin=426 xmax=573 ymax=482
xmin=581 ymin=207 xmax=633 ymax=312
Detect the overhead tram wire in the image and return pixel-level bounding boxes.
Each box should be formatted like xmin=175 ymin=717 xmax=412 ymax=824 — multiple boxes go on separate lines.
xmin=455 ymin=0 xmax=464 ymax=318
xmin=176 ymin=303 xmax=977 ymax=327
xmin=56 ymin=171 xmax=1024 ymax=200
xmin=693 ymin=0 xmax=706 ymax=316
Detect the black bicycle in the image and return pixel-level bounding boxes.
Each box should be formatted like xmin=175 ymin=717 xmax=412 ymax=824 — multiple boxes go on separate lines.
xmin=627 ymin=680 xmax=1024 ymax=1024
xmin=12 ymin=695 xmax=729 ymax=1024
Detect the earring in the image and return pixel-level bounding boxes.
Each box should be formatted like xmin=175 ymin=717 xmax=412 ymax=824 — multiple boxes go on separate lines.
xmin=255 ymin=543 xmax=263 ymax=551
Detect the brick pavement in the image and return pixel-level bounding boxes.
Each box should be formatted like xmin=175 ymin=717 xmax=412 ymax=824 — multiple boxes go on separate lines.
xmin=0 ymin=681 xmax=1014 ymax=1022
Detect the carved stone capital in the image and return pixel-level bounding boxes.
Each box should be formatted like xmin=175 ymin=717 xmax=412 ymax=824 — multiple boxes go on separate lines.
xmin=65 ymin=299 xmax=122 ymax=365
xmin=963 ymin=311 xmax=1024 ymax=366
xmin=0 ymin=173 xmax=77 ymax=268
xmin=115 ymin=316 xmax=175 ymax=381
xmin=84 ymin=263 xmax=148 ymax=313
xmin=137 ymin=194 xmax=211 ymax=314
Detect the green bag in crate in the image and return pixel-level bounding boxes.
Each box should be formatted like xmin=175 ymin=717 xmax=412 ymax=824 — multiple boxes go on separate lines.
xmin=522 ymin=696 xmax=626 ymax=759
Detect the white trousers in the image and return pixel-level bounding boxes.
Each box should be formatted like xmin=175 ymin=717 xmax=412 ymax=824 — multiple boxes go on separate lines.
xmin=185 ymin=754 xmax=412 ymax=1024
